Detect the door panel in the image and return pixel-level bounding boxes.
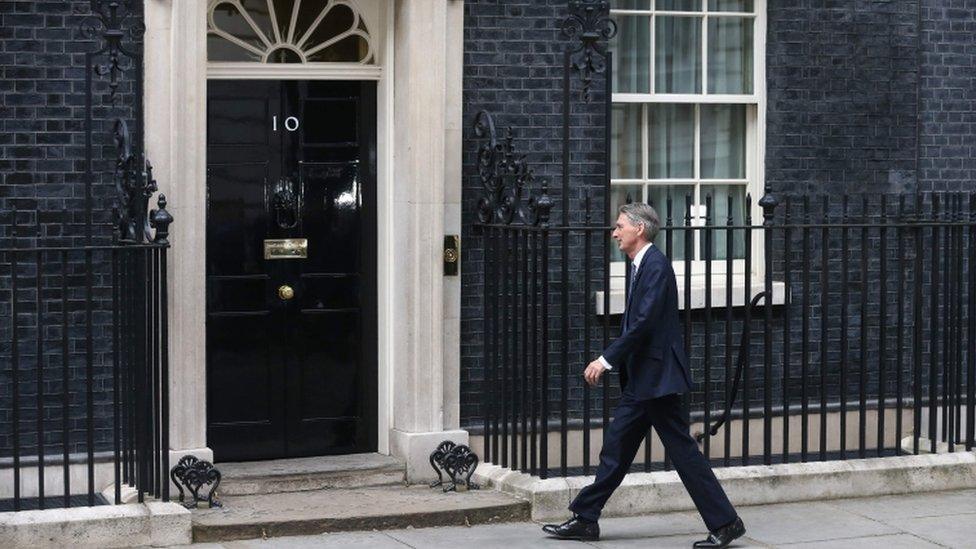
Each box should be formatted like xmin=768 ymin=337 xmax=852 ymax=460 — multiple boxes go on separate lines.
xmin=206 ymin=162 xmax=271 ymax=276
xmin=208 ymin=314 xmax=276 ymax=424
xmin=206 ymin=79 xmax=377 ymax=462
xmin=296 ymin=311 xmax=361 ymax=418
xmin=300 ymin=162 xmax=362 ymax=273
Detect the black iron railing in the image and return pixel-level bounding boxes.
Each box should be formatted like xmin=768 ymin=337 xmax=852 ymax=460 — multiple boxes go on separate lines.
xmin=0 ymin=0 xmax=172 ymax=511
xmin=475 ymin=188 xmax=976 ymax=479
xmin=469 ymin=0 xmax=973 ymax=480
xmin=1 ymin=206 xmax=172 ymax=510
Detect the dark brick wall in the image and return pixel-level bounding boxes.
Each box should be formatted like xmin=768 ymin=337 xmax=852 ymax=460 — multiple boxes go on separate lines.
xmin=3 ymin=0 xmax=973 ymax=448
xmin=0 ymin=0 xmax=142 ymax=458
xmin=460 ymin=0 xmax=613 ymax=424
xmin=460 ymin=0 xmax=976 ymax=431
xmin=765 ymin=0 xmax=921 ymax=198
xmin=918 ymin=1 xmax=976 ymax=192
xmin=766 ymin=0 xmax=976 ymax=198
xmin=760 ymin=0 xmax=974 ymax=434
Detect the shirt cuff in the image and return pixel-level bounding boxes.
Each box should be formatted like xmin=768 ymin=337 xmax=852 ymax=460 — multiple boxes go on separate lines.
xmin=597 ymin=356 xmax=612 ymax=370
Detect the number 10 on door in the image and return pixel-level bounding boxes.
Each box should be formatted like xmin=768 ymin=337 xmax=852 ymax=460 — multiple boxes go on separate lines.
xmin=273 ymin=115 xmax=300 ymax=132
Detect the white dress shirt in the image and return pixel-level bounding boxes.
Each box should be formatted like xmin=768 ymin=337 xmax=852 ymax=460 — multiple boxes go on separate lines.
xmin=597 ymin=241 xmax=653 ymax=371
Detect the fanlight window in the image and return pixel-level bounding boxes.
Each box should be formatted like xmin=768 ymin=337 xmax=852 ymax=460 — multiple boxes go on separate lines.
xmin=208 ymin=0 xmax=374 ymax=64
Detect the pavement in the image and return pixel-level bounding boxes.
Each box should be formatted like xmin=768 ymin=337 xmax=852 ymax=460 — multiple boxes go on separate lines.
xmin=169 ymin=488 xmax=976 ymax=548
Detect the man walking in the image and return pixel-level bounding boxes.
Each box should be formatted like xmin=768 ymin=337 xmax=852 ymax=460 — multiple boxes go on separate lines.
xmin=542 ymin=203 xmax=745 ymax=548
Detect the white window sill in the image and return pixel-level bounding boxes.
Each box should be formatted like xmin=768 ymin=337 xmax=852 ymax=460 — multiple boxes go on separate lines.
xmin=594 ymin=276 xmax=788 ymax=316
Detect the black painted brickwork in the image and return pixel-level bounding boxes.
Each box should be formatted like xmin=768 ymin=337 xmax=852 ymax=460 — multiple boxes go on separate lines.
xmin=461 ymin=0 xmax=613 ymax=424
xmin=0 ymin=0 xmax=142 ymax=457
xmin=918 ymin=1 xmax=976 ymax=193
xmin=760 ymin=0 xmax=975 ymax=434
xmin=460 ymin=0 xmax=976 ymax=429
xmin=2 ymin=0 xmax=973 ymax=446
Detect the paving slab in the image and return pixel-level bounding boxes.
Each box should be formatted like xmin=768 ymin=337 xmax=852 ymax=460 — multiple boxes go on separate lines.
xmin=387 ymin=521 xmax=590 ymax=549
xmin=779 ymin=533 xmax=942 ymax=549
xmin=590 ymin=512 xmax=709 ymax=541
xmin=191 ymin=485 xmax=529 ymax=542
xmin=594 ymin=532 xmax=766 ymax=549
xmin=735 ymin=501 xmax=899 ymax=545
xmin=823 ymin=488 xmax=976 ymax=521
xmin=223 ymin=531 xmax=409 ymax=548
xmin=887 ymin=513 xmax=976 ymax=548
xmin=385 ymin=512 xmax=754 ymax=549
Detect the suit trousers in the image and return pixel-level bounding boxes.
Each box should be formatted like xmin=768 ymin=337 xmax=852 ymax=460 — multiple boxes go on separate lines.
xmin=568 ymin=392 xmax=737 ymax=532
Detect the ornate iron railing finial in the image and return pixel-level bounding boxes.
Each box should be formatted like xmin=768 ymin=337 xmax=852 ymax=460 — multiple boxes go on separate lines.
xmin=113 ymin=119 xmax=162 ymax=243
xmin=758 ymin=183 xmax=778 ymax=227
xmin=561 ymin=0 xmax=617 ymax=102
xmin=150 ymin=194 xmax=173 ymax=245
xmin=80 ymin=0 xmax=145 ymax=102
xmin=474 ymin=111 xmax=549 ymax=226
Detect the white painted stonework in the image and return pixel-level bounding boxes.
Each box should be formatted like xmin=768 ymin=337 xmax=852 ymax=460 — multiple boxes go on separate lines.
xmin=144 ymin=0 xmax=465 ymax=482
xmin=474 ymin=451 xmax=976 ymax=522
xmin=0 ymin=501 xmax=191 ymax=548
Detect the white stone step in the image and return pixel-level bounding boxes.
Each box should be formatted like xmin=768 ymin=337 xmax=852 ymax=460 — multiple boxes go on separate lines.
xmin=192 ymin=485 xmax=529 ymax=542
xmin=216 ymin=453 xmax=405 ymax=496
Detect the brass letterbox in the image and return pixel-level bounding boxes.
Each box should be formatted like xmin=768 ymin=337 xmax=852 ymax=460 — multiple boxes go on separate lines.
xmin=264 ymin=238 xmax=308 ymax=260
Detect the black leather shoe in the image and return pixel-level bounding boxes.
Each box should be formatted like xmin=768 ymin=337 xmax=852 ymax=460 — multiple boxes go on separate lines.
xmin=541 ymin=516 xmax=600 ymax=541
xmin=693 ymin=516 xmax=745 ymax=548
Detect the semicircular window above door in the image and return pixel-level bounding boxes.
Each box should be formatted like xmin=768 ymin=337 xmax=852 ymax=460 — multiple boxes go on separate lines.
xmin=207 ymin=0 xmax=374 ymax=64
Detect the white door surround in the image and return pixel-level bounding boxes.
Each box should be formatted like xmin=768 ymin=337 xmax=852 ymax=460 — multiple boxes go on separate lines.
xmin=144 ymin=0 xmax=465 ymax=482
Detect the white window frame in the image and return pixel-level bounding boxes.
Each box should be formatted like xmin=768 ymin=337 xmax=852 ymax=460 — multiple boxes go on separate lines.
xmin=610 ymin=0 xmax=766 ymax=271
xmin=205 ymin=0 xmax=383 ymax=79
xmin=600 ymin=0 xmax=771 ymax=312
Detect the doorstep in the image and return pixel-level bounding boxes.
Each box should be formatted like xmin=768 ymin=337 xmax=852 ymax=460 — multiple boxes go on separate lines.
xmin=216 ymin=453 xmax=405 ymax=496
xmin=191 ymin=485 xmax=530 ymax=542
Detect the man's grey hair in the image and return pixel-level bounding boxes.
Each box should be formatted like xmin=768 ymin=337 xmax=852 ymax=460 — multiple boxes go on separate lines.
xmin=618 ymin=202 xmax=661 ymax=242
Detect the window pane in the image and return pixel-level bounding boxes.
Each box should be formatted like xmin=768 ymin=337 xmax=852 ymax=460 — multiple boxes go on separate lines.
xmin=656 ymin=0 xmax=701 ymax=10
xmin=648 ymin=104 xmax=694 ymax=179
xmin=239 ymin=0 xmax=276 ymax=44
xmin=211 ymin=2 xmax=266 ymax=50
xmin=305 ymin=4 xmax=355 ymax=47
xmin=708 ymin=0 xmax=753 ymax=11
xmin=271 ymin=0 xmax=295 ymax=37
xmin=207 ymin=33 xmax=261 ymax=62
xmin=655 ymin=16 xmax=702 ymax=93
xmin=611 ymin=0 xmax=652 ymax=9
xmin=612 ymin=104 xmax=642 ymax=179
xmin=610 ymin=185 xmax=644 ymax=262
xmin=701 ymin=104 xmax=746 ymax=179
xmin=610 ymin=16 xmax=651 ymax=93
xmin=700 ymin=184 xmax=746 ymax=260
xmin=647 ymin=185 xmax=692 ymax=260
xmin=306 ymin=35 xmax=370 ymax=63
xmin=707 ymin=16 xmax=754 ymax=94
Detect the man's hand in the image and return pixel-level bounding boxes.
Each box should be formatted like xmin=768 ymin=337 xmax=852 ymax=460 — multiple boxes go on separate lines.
xmin=584 ymin=359 xmax=605 ymax=387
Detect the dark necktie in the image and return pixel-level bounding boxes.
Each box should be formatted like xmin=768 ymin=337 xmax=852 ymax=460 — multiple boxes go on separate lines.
xmin=624 ymin=262 xmax=638 ymax=329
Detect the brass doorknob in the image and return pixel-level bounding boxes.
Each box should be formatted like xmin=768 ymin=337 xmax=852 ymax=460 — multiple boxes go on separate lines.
xmin=278 ymin=285 xmax=294 ymax=300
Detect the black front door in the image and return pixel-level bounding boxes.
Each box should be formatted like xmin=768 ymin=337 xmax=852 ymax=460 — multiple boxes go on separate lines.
xmin=206 ymin=80 xmax=377 ymax=462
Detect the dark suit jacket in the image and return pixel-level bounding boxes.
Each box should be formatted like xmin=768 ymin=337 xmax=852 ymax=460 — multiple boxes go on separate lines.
xmin=603 ymin=245 xmax=693 ymax=400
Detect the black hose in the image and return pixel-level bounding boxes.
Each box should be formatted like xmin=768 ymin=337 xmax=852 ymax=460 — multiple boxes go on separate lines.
xmin=696 ymin=291 xmax=768 ymax=442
